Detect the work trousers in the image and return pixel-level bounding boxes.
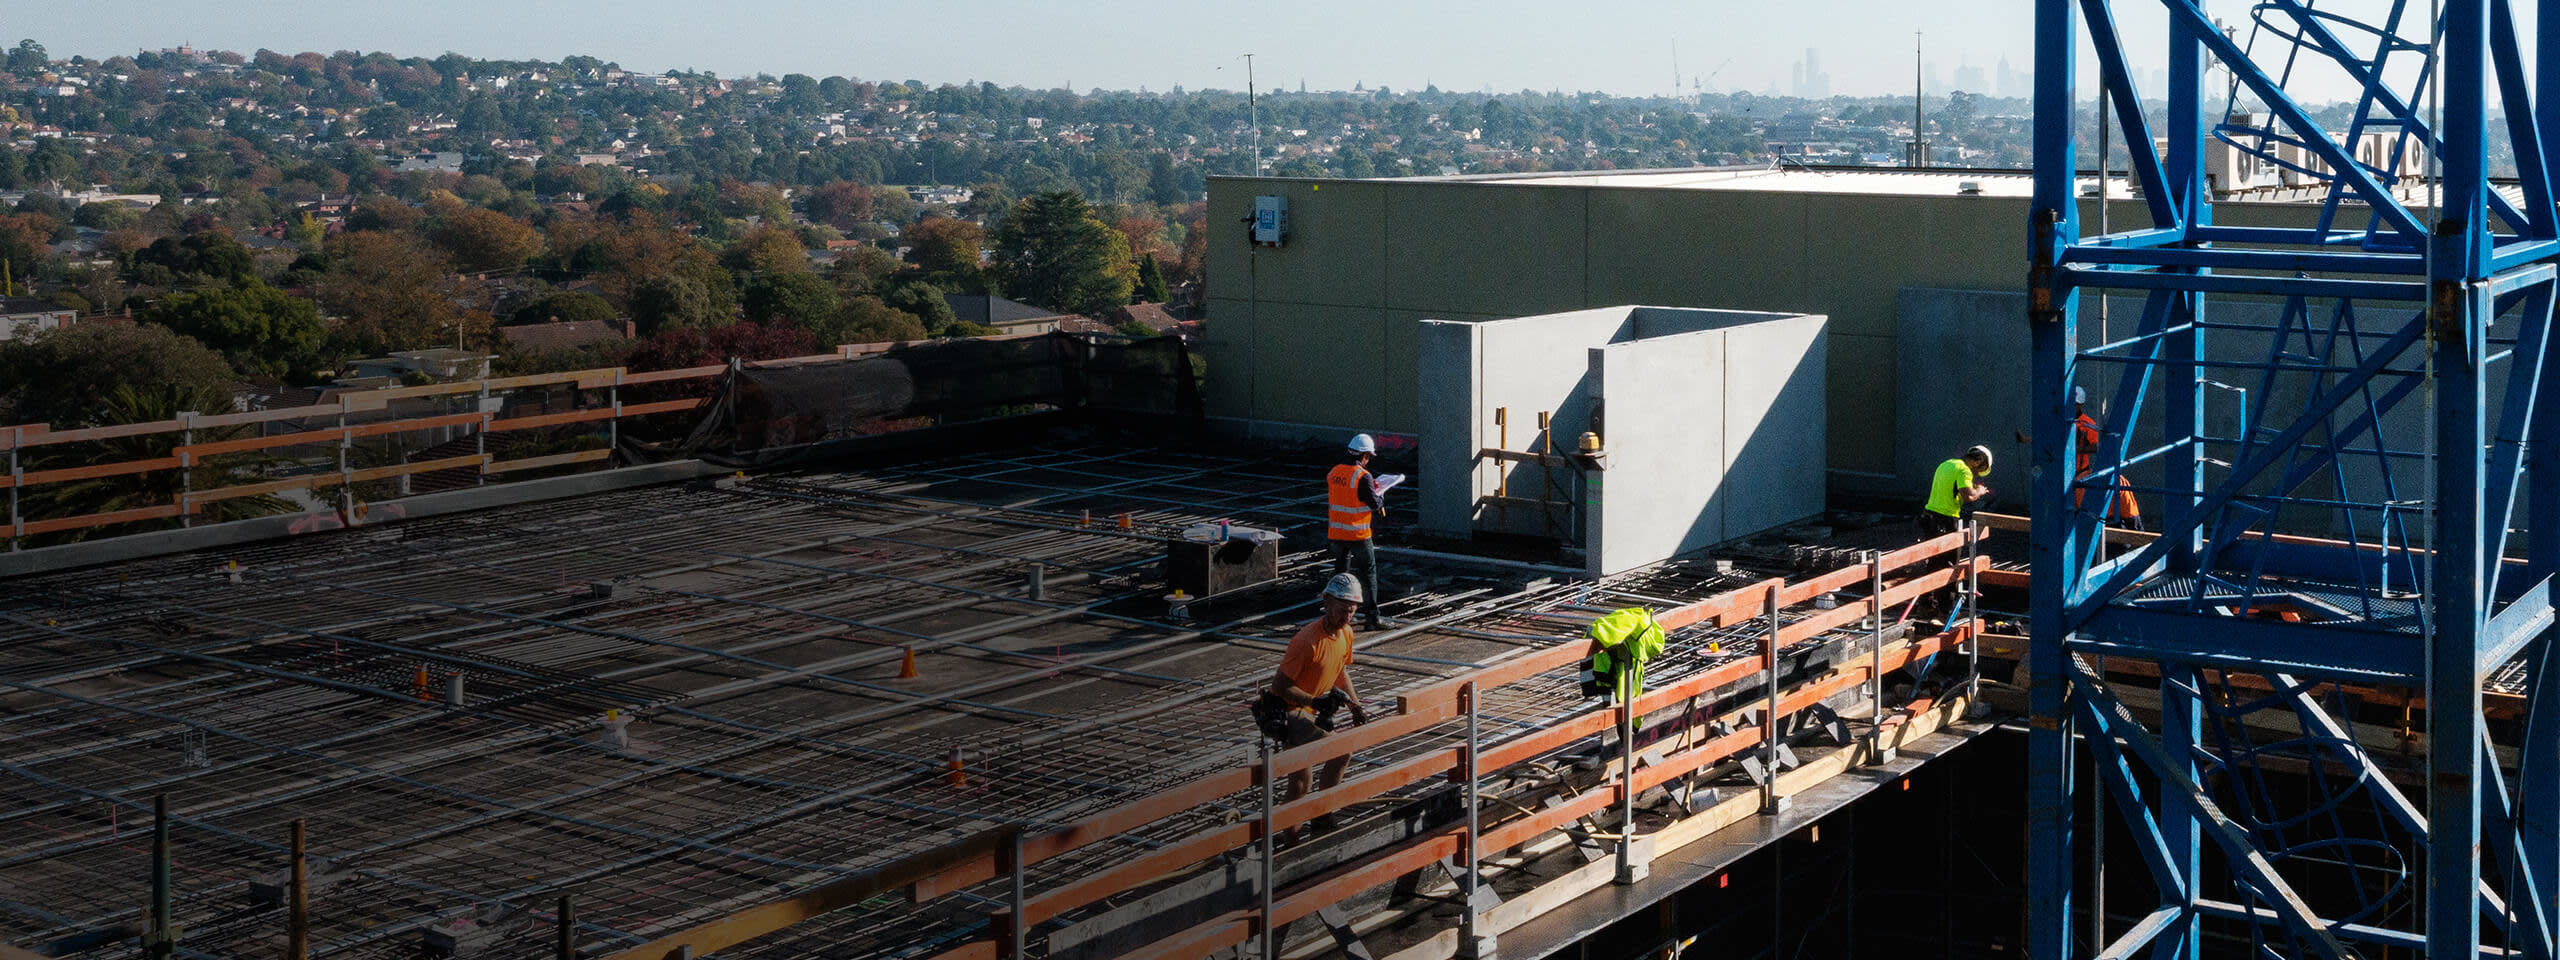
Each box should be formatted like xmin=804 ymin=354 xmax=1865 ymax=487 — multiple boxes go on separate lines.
xmin=1327 ymin=538 xmax=1382 ymax=626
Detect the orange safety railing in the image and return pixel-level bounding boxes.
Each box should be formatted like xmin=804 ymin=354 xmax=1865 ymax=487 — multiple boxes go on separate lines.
xmin=598 ymin=529 xmax=1991 ymax=960
xmin=0 ymin=352 xmax=910 ymax=545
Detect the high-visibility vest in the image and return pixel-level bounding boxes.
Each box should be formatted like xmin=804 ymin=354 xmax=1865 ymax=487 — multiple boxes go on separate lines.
xmin=1326 ymin=464 xmax=1373 ymax=541
xmin=1580 ymin=608 xmax=1665 ymax=705
xmin=2074 ymin=413 xmax=2141 ymax=521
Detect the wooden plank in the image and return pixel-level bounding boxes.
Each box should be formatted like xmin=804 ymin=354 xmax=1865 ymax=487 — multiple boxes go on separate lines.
xmin=14 ymin=420 xmax=183 ymax=448
xmin=1116 ymin=912 xmax=1253 ymax=960
xmin=918 ymin=942 xmax=999 ymax=960
xmin=177 ymin=425 xmax=346 ymax=458
xmin=1272 ymin=833 xmax=1464 ymax=929
xmin=0 ymin=457 xmax=182 ymax=490
xmin=21 ymin=503 xmax=182 ymax=536
xmin=485 ymin=407 xmax=620 ymax=433
xmin=345 ymin=454 xmax=487 ymax=485
xmin=618 ymin=397 xmax=709 ymax=416
xmin=485 ymin=449 xmax=612 ymax=475
xmin=598 ymin=827 xmax=1017 ymax=960
xmin=617 ymin=364 xmax=728 ymax=386
xmin=193 ymin=474 xmax=325 ymax=503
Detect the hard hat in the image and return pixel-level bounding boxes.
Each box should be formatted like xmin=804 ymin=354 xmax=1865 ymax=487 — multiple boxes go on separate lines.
xmin=1966 ymin=445 xmax=1994 ymax=475
xmin=1347 ymin=433 xmax=1377 ymax=454
xmin=1323 ymin=573 xmax=1366 ymax=603
xmin=2072 ymin=385 xmax=2088 ymax=405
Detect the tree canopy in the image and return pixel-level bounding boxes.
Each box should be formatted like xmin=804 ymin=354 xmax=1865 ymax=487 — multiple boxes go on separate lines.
xmin=141 ymin=283 xmax=325 ymax=381
xmin=0 ymin=324 xmax=240 ymax=427
xmin=988 ymin=191 xmax=1134 ymax=316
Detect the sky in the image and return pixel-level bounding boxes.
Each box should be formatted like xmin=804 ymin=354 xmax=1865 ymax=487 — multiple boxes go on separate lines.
xmin=14 ymin=0 xmax=2065 ymax=98
xmin=10 ymin=1 xmax=2472 ymax=104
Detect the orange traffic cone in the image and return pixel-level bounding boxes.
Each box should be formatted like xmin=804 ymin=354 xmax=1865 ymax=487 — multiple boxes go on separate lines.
xmin=413 ymin=665 xmax=431 ymax=700
xmin=1117 ymin=512 xmax=1132 ymax=530
xmin=897 ymin=646 xmax=919 ymax=679
xmin=944 ymin=748 xmax=968 ymax=787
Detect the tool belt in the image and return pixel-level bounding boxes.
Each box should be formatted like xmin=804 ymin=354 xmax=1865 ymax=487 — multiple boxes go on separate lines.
xmin=1251 ymin=690 xmax=1348 ymax=741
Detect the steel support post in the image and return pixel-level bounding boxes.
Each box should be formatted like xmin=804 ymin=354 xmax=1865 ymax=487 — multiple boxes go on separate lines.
xmin=2027 ymin=1 xmax=2084 ymax=954
xmin=1007 ymin=827 xmax=1027 ymax=960
xmin=146 ymin=794 xmax=172 ymax=960
xmin=1866 ymin=551 xmax=1892 ymax=765
xmin=2431 ymin=0 xmax=2494 ymax=952
xmin=1759 ymin=583 xmax=1787 ymax=816
xmin=335 ymin=400 xmax=354 ymax=517
xmin=288 ymin=819 xmax=308 ymax=960
xmin=556 ymin=893 xmax=574 ymax=960
xmin=1963 ymin=519 xmax=1981 ymax=713
xmin=1260 ymin=737 xmax=1278 ymax=960
xmin=177 ymin=412 xmax=194 ymax=529
xmin=1459 ymin=681 xmax=1493 ymax=958
xmin=1616 ymin=647 xmax=1647 ymax=884
xmin=475 ymin=384 xmax=490 ymax=486
xmin=7 ymin=428 xmax=19 ymax=551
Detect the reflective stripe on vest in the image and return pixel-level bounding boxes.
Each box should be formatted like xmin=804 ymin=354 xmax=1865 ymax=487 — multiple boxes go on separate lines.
xmin=1326 ymin=464 xmax=1372 ymax=540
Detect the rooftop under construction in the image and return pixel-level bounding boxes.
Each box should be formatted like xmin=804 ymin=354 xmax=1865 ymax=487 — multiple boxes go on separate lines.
xmin=0 ymin=426 xmax=2010 ymax=960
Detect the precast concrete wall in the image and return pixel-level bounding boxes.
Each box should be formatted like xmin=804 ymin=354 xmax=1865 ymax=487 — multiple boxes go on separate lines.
xmin=1418 ymin=306 xmax=1826 ymax=575
xmin=1208 ymin=175 xmax=2328 ymax=501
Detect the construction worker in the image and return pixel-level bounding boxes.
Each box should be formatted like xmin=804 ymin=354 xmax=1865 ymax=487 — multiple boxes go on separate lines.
xmin=1921 ymin=444 xmax=1994 ymax=540
xmin=1326 ymin=433 xmax=1387 ymax=629
xmin=1254 ymin=573 xmax=1372 ymax=810
xmin=2072 ymin=386 xmax=2142 ymax=529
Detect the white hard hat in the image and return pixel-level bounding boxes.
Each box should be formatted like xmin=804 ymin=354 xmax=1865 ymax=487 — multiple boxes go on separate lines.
xmin=1347 ymin=433 xmax=1377 ymax=454
xmin=1966 ymin=445 xmax=1994 ymax=475
xmin=1323 ymin=573 xmax=1366 ymax=602
xmin=2072 ymin=385 xmax=2088 ymax=405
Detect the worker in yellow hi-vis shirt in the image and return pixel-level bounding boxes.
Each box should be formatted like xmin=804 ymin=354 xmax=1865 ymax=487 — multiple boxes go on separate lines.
xmin=1920 ymin=444 xmax=1994 ymax=541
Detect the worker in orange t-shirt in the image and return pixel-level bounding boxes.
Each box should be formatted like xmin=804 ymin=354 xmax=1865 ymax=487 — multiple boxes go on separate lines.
xmin=1256 ymin=574 xmax=1371 ymax=814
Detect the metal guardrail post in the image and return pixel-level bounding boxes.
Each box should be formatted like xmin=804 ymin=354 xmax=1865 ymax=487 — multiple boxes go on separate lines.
xmin=1866 ymin=550 xmax=1893 ymax=765
xmin=556 ymin=894 xmax=575 ymax=960
xmin=1964 ymin=519 xmax=1983 ymax=714
xmin=335 ymin=397 xmax=354 ymax=517
xmin=475 ymin=384 xmax=491 ymax=485
xmin=1614 ymin=650 xmax=1646 ymax=885
xmin=146 ymin=794 xmax=173 ymax=960
xmin=177 ymin=411 xmax=195 ymax=528
xmin=1007 ymin=828 xmax=1027 ymax=960
xmin=607 ymin=371 xmax=623 ymax=457
xmin=1260 ymin=737 xmax=1277 ymax=960
xmin=287 ymin=819 xmax=309 ymax=960
xmin=7 ymin=427 xmax=19 ymax=550
xmin=1760 ymin=583 xmax=1788 ymax=815
xmin=1459 ymin=681 xmax=1494 ymax=958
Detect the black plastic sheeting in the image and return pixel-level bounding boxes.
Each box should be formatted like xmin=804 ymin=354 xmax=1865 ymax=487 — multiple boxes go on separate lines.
xmin=640 ymin=333 xmax=1202 ymax=468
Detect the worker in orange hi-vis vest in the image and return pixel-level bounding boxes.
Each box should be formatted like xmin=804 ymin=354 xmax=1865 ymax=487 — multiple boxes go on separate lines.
xmin=2072 ymin=386 xmax=2142 ymax=530
xmin=1325 ymin=434 xmax=1387 ymax=629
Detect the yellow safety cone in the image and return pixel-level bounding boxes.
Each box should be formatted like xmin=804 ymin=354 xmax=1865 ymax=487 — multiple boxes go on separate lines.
xmin=898 ymin=646 xmax=919 ymax=679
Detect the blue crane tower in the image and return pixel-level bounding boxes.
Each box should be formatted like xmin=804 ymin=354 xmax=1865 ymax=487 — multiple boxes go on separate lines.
xmin=2029 ymin=0 xmax=2560 ymax=957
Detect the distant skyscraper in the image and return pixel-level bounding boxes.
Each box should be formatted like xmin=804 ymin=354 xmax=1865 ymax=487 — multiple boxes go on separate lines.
xmin=1954 ymin=62 xmax=1986 ymax=94
xmin=1996 ymin=57 xmax=2021 ymax=98
xmin=1792 ymin=48 xmax=1831 ymax=99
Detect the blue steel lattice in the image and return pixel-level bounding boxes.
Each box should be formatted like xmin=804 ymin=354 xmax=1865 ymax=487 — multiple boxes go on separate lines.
xmin=2030 ymin=1 xmax=2560 ymax=958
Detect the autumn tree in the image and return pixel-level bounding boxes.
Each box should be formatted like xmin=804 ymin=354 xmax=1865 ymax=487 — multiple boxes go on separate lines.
xmin=720 ymin=225 xmax=811 ymax=276
xmin=905 ymin=217 xmax=983 ymax=276
xmin=317 ymin=231 xmax=459 ymax=357
xmin=430 ymin=207 xmax=541 ymax=273
xmin=836 ymin=295 xmax=927 ymax=344
xmin=630 ymin=274 xmax=719 ymax=335
xmin=988 ymin=191 xmax=1134 ymax=315
xmin=802 ymin=180 xmax=874 ymax=231
xmin=141 ymin=283 xmax=326 ymax=381
xmin=507 ymin=290 xmax=619 ymax=327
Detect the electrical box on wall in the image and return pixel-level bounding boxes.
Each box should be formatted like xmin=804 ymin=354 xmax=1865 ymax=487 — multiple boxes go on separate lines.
xmin=1252 ymin=195 xmax=1288 ymax=246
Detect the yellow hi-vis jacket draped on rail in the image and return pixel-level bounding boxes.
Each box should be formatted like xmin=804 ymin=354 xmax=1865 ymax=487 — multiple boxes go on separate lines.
xmin=1580 ymin=608 xmax=1666 ymax=704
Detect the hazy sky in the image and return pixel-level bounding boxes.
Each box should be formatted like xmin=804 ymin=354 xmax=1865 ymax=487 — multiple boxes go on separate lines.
xmin=15 ymin=0 xmax=2066 ymax=98
xmin=13 ymin=1 xmax=2474 ymax=104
